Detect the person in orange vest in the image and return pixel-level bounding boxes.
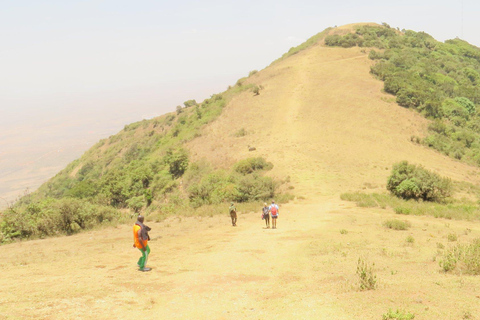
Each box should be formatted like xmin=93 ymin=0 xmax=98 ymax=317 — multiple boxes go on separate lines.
xmin=133 ymin=215 xmax=151 ymax=272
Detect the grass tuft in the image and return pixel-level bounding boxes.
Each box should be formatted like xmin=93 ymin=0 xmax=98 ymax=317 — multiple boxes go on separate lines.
xmin=356 ymin=257 xmax=377 ymax=291
xmin=383 ymin=219 xmax=411 ymax=230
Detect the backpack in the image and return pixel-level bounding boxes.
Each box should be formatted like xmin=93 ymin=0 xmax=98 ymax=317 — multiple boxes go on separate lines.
xmin=270 ymin=205 xmax=278 ymax=216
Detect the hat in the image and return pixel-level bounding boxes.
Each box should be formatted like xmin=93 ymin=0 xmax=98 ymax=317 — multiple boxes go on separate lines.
xmin=264 ymin=202 xmax=267 ymax=206
xmin=230 ymin=202 xmax=234 ymax=205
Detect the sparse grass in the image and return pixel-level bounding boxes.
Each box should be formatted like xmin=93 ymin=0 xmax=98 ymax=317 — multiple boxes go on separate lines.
xmin=383 ymin=219 xmax=411 ymax=230
xmin=440 ymin=238 xmax=480 ymax=274
xmin=382 ymin=309 xmax=415 ymax=320
xmin=341 ymin=192 xmax=480 ymax=221
xmin=405 ymin=235 xmax=415 ymax=244
xmin=340 ymin=229 xmax=348 ymax=235
xmin=356 ymin=257 xmax=377 ymax=291
xmin=234 ymin=128 xmax=248 ymax=137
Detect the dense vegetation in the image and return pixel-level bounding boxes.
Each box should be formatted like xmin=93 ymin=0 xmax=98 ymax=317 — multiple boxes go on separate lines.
xmin=325 ymin=24 xmax=480 ymax=166
xmin=0 ymin=76 xmax=291 ymax=243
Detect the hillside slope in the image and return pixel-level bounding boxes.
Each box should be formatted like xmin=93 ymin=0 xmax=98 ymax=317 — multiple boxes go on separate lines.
xmin=188 ymin=32 xmax=480 ymax=200
xmin=3 ymin=23 xmax=480 ymax=320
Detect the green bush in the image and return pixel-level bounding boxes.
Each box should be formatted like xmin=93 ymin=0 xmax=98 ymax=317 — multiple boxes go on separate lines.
xmin=0 ymin=198 xmax=120 ymax=242
xmin=234 ymin=174 xmax=276 ymax=202
xmin=164 ymin=148 xmax=189 ymax=178
xmin=183 ymin=99 xmax=197 ymax=108
xmin=186 ymin=157 xmax=280 ymax=207
xmin=234 ymin=157 xmax=273 ymax=175
xmin=387 ymin=161 xmax=452 ymax=202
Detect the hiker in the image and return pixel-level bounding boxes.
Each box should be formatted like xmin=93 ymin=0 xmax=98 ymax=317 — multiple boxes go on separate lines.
xmin=269 ymin=200 xmax=279 ymax=229
xmin=229 ymin=202 xmax=237 ymax=226
xmin=133 ymin=215 xmax=152 ymax=272
xmin=262 ymin=202 xmax=270 ymax=228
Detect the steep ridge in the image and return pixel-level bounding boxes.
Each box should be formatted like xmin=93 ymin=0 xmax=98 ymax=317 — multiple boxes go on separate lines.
xmin=188 ymin=29 xmax=480 ymax=200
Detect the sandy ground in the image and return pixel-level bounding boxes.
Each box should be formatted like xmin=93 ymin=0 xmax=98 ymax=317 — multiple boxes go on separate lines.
xmin=3 ymin=25 xmax=480 ymax=319
xmin=2 ymin=196 xmax=480 ymax=319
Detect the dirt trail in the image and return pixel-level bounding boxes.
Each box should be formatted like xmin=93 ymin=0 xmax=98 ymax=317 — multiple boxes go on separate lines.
xmin=1 ymin=197 xmax=354 ymax=319
xmin=4 ymin=194 xmax=480 ymax=319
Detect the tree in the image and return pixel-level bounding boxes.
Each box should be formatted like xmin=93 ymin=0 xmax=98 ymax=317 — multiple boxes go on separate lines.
xmin=164 ymin=148 xmax=189 ymax=178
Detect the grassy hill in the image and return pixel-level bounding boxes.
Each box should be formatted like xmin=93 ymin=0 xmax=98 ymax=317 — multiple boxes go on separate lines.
xmin=3 ymin=22 xmax=480 ymax=319
xmin=3 ymin=22 xmax=480 ymax=242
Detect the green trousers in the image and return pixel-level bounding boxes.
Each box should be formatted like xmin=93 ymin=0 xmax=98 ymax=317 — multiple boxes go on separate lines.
xmin=137 ymin=245 xmax=150 ymax=269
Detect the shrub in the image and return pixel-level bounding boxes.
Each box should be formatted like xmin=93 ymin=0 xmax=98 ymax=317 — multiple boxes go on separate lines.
xmin=164 ymin=148 xmax=189 ymax=178
xmin=0 ymin=198 xmax=120 ymax=241
xmin=234 ymin=174 xmax=276 ymax=202
xmin=126 ymin=196 xmax=145 ymax=213
xmin=387 ymin=161 xmax=452 ymax=202
xmin=183 ymin=99 xmax=197 ymax=108
xmin=455 ymin=97 xmax=476 ymax=114
xmin=234 ymin=157 xmax=273 ymax=175
xmin=356 ymin=257 xmax=377 ymax=291
xmin=383 ymin=219 xmax=411 ymax=230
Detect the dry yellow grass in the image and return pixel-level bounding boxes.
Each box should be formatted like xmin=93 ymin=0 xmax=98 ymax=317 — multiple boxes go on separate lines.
xmin=2 ymin=24 xmax=480 ymax=319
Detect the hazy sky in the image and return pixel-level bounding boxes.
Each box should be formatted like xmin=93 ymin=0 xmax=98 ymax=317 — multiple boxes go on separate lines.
xmin=1 ymin=0 xmax=479 ymax=125
xmin=1 ymin=1 xmax=480 ymax=204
